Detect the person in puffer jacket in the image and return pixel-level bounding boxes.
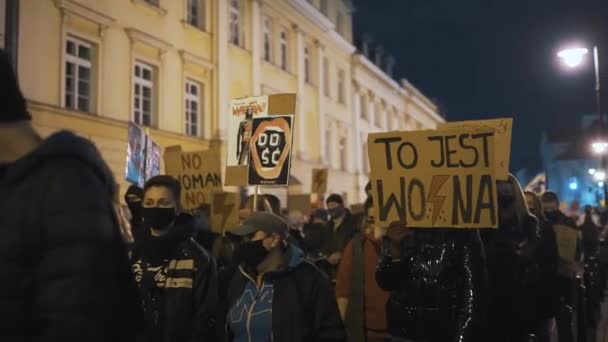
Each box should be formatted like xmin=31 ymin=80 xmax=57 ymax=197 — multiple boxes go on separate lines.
xmin=376 ymin=223 xmax=486 ymax=342
xmin=0 ymin=49 xmax=142 ymax=341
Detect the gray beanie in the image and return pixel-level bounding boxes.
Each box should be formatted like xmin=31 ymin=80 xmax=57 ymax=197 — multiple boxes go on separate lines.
xmin=0 ymin=49 xmax=31 ymax=122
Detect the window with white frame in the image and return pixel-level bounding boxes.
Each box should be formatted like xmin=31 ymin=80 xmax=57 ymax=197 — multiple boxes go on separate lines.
xmin=279 ymin=28 xmax=288 ymax=71
xmin=359 ymin=94 xmax=367 ymax=120
xmin=64 ymin=35 xmax=94 ymax=113
xmin=229 ymin=0 xmax=240 ymax=46
xmin=323 ymin=58 xmax=330 ymax=97
xmin=185 ymin=80 xmax=202 ymax=137
xmin=133 ymin=61 xmax=155 ymax=127
xmin=336 ymin=11 xmax=344 ymax=36
xmin=263 ymin=16 xmax=272 ymax=62
xmin=339 ymin=133 xmax=347 ymax=171
xmin=325 ymin=125 xmax=332 ymax=166
xmin=304 ymin=44 xmax=311 ymax=84
xmin=320 ymin=0 xmax=328 ymax=15
xmin=337 ymin=68 xmax=345 ymax=104
xmin=187 ymin=0 xmax=205 ymax=30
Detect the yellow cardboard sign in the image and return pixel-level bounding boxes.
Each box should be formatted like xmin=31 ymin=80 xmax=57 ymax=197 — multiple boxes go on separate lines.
xmin=438 ymin=118 xmax=512 ymax=180
xmin=554 ymin=224 xmax=579 ymax=263
xmin=211 ymin=192 xmax=240 ymax=233
xmin=288 ymin=194 xmax=312 ymax=216
xmin=311 ymin=168 xmax=328 ymax=194
xmin=368 ymin=127 xmax=498 ymax=228
xmin=164 ymin=146 xmax=223 ymax=210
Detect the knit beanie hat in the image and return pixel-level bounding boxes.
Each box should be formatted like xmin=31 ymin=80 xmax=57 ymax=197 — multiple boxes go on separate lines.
xmin=0 ymin=49 xmax=31 ymax=122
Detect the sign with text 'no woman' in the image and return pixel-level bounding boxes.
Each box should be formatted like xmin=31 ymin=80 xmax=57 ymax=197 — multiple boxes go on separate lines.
xmin=368 ymin=127 xmax=499 ymax=229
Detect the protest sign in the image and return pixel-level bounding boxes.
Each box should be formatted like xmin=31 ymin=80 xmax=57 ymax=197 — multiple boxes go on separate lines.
xmin=438 ymin=118 xmax=512 ymax=180
xmin=224 ymin=94 xmax=296 ymax=186
xmin=248 ymin=115 xmax=294 ymax=186
xmin=125 ymin=122 xmax=146 ymax=186
xmin=211 ymin=192 xmax=240 ymax=234
xmin=288 ymin=194 xmax=312 ymax=216
xmin=145 ymin=139 xmax=161 ymax=182
xmin=554 ymin=225 xmax=579 ymax=263
xmin=368 ymin=127 xmax=498 ymax=228
xmin=227 ymin=95 xmax=269 ymax=167
xmin=312 ymin=168 xmax=328 ymax=194
xmin=164 ymin=146 xmax=223 ymax=210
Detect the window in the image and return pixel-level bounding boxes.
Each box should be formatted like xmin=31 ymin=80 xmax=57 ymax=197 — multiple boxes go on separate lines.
xmin=64 ymin=36 xmax=93 ymax=113
xmin=337 ymin=69 xmax=345 ymax=104
xmin=304 ymin=44 xmax=311 ymax=84
xmin=323 ymin=58 xmax=330 ymax=97
xmin=339 ymin=135 xmax=347 ymax=171
xmin=359 ymin=94 xmax=367 ymax=119
xmin=144 ymin=0 xmax=159 ymax=6
xmin=185 ymin=80 xmax=202 ymax=137
xmin=133 ymin=61 xmax=155 ymax=126
xmin=263 ymin=16 xmax=272 ymax=62
xmin=336 ymin=11 xmax=344 ymax=36
xmin=279 ymin=28 xmax=288 ymax=71
xmin=229 ymin=0 xmax=240 ymax=46
xmin=320 ymin=0 xmax=328 ymax=15
xmin=187 ymin=0 xmax=205 ymax=30
xmin=325 ymin=126 xmax=332 ymax=166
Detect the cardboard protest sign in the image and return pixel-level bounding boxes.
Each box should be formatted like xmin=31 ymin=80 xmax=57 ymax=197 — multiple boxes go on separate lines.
xmin=288 ymin=194 xmax=312 ymax=216
xmin=164 ymin=146 xmax=223 ymax=210
xmin=227 ymin=95 xmax=269 ymax=167
xmin=125 ymin=122 xmax=146 ymax=186
xmin=210 ymin=192 xmax=240 ymax=233
xmin=555 ymin=225 xmax=579 ymax=263
xmin=368 ymin=127 xmax=498 ymax=228
xmin=145 ymin=139 xmax=162 ymax=182
xmin=312 ymin=168 xmax=328 ymax=194
xmin=248 ymin=115 xmax=294 ymax=186
xmin=438 ymin=118 xmax=512 ymax=180
xmin=225 ymin=94 xmax=296 ymax=186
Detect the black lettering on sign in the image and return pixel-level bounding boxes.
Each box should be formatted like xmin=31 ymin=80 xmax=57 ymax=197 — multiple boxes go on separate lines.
xmin=474 ymin=174 xmax=496 ymax=225
xmin=471 ymin=132 xmax=493 ymax=167
xmin=397 ymin=142 xmax=418 ymax=169
xmin=452 ymin=174 xmax=473 ymax=225
xmin=374 ymin=137 xmax=402 ymax=170
xmin=428 ymin=136 xmax=445 ymax=168
xmin=458 ymin=134 xmax=478 ymax=168
xmin=444 ymin=135 xmax=458 ymax=168
xmin=376 ymin=178 xmax=407 ymax=224
xmin=408 ymin=178 xmax=426 ymax=221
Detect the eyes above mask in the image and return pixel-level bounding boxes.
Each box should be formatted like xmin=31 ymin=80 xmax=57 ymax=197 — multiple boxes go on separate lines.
xmin=328 ymin=207 xmax=345 ymax=218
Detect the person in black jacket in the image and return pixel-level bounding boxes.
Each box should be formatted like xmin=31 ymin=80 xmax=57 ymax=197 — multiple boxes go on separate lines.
xmin=323 ymin=194 xmax=358 ymax=281
xmin=132 ymin=175 xmax=218 ymax=342
xmin=126 ymin=184 xmax=146 ymax=241
xmin=525 ymin=191 xmax=560 ymax=342
xmin=0 ymin=50 xmax=141 ymax=341
xmin=376 ymin=223 xmax=485 ymax=342
xmin=225 ymin=211 xmax=346 ymax=342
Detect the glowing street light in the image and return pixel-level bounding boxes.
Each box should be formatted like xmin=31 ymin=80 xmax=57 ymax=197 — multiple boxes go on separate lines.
xmin=594 ymin=171 xmax=606 ymax=182
xmin=593 ymin=142 xmax=608 ymax=154
xmin=557 ymin=47 xmax=589 ymax=68
xmin=589 ymin=168 xmax=597 ymax=175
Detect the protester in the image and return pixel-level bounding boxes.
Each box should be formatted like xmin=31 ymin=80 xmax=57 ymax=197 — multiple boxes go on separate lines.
xmin=323 ymin=194 xmax=358 ymax=280
xmin=336 ymin=199 xmax=390 ymax=342
xmin=126 ymin=184 xmax=146 ymax=241
xmin=131 ymin=175 xmax=218 ymax=342
xmin=578 ymin=205 xmax=601 ymax=258
xmin=525 ymin=191 xmax=560 ymax=342
xmin=0 ymin=50 xmax=141 ymax=340
xmin=225 ymin=211 xmax=346 ymax=341
xmin=541 ymin=191 xmax=577 ymax=342
xmin=482 ymin=176 xmax=541 ymax=342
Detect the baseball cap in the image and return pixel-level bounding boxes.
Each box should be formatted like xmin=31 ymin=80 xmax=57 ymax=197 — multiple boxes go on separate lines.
xmin=232 ymin=211 xmax=288 ymax=239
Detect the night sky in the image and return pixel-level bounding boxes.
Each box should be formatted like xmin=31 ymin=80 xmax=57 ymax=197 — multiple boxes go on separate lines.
xmin=352 ymin=0 xmax=608 ymax=174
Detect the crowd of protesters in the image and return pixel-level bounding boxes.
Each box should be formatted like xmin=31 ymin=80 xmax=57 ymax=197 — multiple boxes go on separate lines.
xmin=3 ymin=47 xmax=608 ymax=342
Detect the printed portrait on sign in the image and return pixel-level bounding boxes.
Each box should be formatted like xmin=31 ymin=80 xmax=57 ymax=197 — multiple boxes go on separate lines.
xmin=227 ymin=96 xmax=269 ymax=167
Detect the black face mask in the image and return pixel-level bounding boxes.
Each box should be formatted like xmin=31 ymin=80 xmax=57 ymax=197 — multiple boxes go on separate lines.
xmin=235 ymin=240 xmax=269 ymax=268
xmin=142 ymin=207 xmax=176 ymax=231
xmin=127 ymin=202 xmax=142 ymax=225
xmin=545 ymin=210 xmax=560 ymax=222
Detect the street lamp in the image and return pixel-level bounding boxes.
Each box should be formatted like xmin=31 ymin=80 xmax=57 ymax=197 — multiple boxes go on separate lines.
xmin=557 ymin=44 xmax=605 ymax=203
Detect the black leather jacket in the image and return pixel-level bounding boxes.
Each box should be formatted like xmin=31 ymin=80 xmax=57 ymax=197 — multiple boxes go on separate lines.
xmin=376 ymin=229 xmax=485 ymax=342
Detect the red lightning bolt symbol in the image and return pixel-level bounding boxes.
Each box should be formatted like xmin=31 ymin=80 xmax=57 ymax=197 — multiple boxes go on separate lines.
xmin=426 ymin=175 xmax=450 ymax=225
xmin=213 ymin=193 xmax=235 ymax=230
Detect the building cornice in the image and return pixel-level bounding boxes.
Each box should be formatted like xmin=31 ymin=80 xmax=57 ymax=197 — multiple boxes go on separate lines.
xmin=179 ymin=50 xmax=214 ymax=71
xmin=287 ymin=0 xmax=335 ymax=32
xmin=353 ymin=53 xmax=400 ymax=91
xmin=54 ymin=0 xmax=115 ymax=28
xmin=125 ymin=27 xmax=172 ymax=52
xmin=327 ymin=30 xmax=356 ymax=54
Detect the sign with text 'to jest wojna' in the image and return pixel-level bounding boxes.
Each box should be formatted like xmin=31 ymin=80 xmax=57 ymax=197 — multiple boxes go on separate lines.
xmin=368 ymin=127 xmax=499 ymax=229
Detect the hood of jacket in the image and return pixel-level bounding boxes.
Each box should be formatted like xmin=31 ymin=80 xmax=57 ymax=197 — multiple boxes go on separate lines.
xmin=1 ymin=130 xmax=115 ymax=196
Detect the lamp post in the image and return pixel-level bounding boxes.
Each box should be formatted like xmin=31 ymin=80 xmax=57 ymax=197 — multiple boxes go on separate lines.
xmin=558 ymin=45 xmax=606 ymax=204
